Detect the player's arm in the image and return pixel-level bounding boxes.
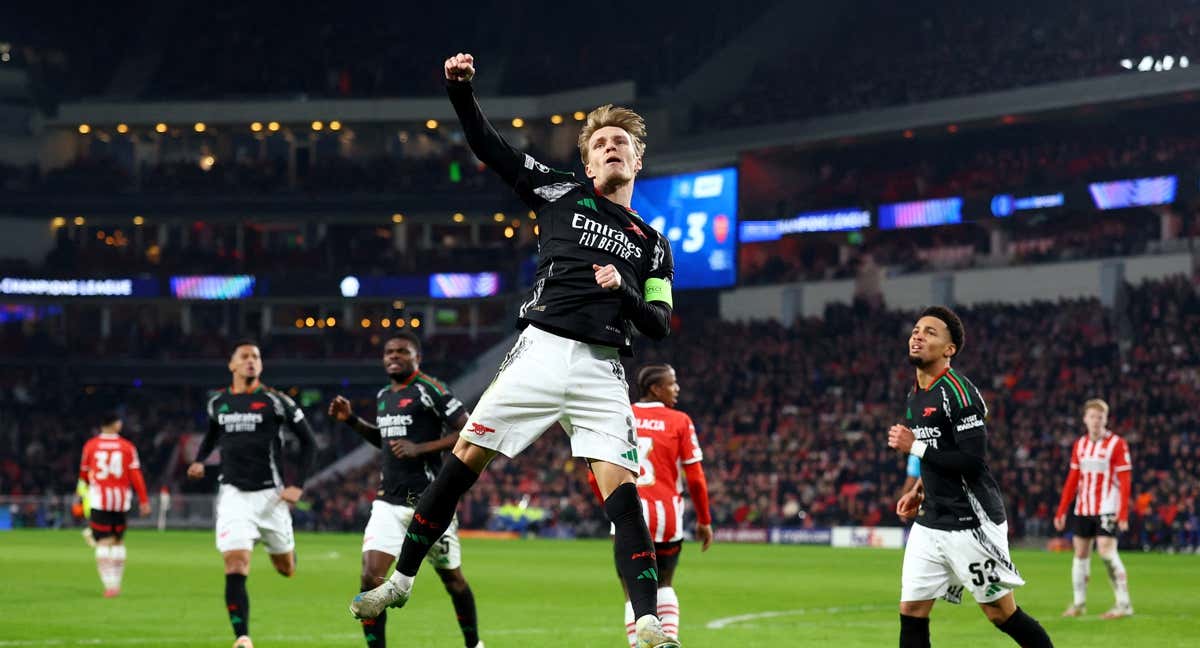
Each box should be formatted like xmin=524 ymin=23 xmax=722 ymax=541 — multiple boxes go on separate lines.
xmin=1054 ymin=440 xmax=1081 ymax=531
xmin=76 ymin=440 xmax=92 ymax=502
xmin=329 ymin=395 xmax=383 ymax=447
xmin=595 ymin=236 xmax=675 ymax=339
xmin=393 ymin=389 xmax=468 ymax=458
xmin=1114 ymin=437 xmax=1133 ymax=530
xmin=426 ymin=410 xmax=470 ymax=454
xmin=127 ymin=445 xmax=151 ymax=516
xmin=444 ymin=53 xmax=574 ymax=207
xmin=188 ymin=418 xmax=220 ymax=479
xmin=281 ymin=397 xmax=317 ymax=490
xmin=678 ymin=416 xmax=713 ymax=549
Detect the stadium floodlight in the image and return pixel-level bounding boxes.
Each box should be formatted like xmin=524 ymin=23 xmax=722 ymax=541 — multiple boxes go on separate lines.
xmin=1182 ymin=56 xmax=1190 ymax=68
xmin=155 ymin=123 xmax=167 ymax=133
xmin=78 ymin=124 xmax=90 ymax=134
xmin=511 ymin=117 xmax=524 ymax=128
xmin=340 ymin=275 xmax=361 ymax=298
xmin=391 ymin=213 xmax=404 ymax=224
xmin=573 ymin=111 xmax=585 ymax=121
xmin=116 ymin=124 xmax=129 ymax=134
xmin=550 ymin=114 xmax=564 ymax=124
xmin=1120 ymin=58 xmax=1133 ymax=69
xmin=426 ymin=119 xmax=439 ymax=129
xmin=329 ymin=120 xmax=342 ymax=131
xmin=453 ymin=213 xmax=465 ymax=223
xmin=1164 ymin=56 xmax=1175 ymax=70
xmin=250 ymin=122 xmax=263 ymax=132
xmin=1138 ymin=56 xmax=1154 ymax=71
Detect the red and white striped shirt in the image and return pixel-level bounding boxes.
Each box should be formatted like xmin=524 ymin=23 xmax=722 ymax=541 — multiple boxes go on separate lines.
xmin=632 ymin=402 xmax=710 ymax=543
xmin=80 ymin=434 xmax=149 ymax=513
xmin=1056 ymin=431 xmax=1132 ymax=519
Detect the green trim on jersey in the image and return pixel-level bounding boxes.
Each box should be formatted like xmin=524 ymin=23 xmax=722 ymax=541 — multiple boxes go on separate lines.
xmin=644 ymin=277 xmax=673 ymax=307
xmin=416 ymin=373 xmax=447 ymax=395
xmin=946 ymin=369 xmax=972 ymax=406
xmin=936 ymin=376 xmax=965 ymax=408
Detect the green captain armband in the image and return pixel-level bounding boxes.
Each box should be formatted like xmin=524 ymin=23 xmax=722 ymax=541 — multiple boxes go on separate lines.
xmin=644 ymin=277 xmax=673 ymax=306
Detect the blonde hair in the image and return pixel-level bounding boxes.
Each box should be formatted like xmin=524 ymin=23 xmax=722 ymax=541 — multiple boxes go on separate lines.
xmin=577 ymin=104 xmax=647 ymax=166
xmin=1083 ymin=398 xmax=1109 ymax=415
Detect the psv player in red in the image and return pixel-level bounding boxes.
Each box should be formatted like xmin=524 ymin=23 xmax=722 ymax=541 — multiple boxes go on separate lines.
xmin=75 ymin=412 xmax=151 ymax=597
xmin=1055 ymin=398 xmax=1134 ymax=618
xmin=591 ymin=364 xmax=713 ymax=647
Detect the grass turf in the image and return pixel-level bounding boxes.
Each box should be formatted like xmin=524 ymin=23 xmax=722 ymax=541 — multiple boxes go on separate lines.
xmin=0 ymin=530 xmax=1196 ymax=647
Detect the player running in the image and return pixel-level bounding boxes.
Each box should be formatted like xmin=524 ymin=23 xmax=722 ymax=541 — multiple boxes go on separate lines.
xmin=75 ymin=411 xmax=151 ymax=597
xmin=1055 ymin=398 xmax=1134 ymax=619
xmin=589 ymin=364 xmax=712 ymax=646
xmin=352 ymin=52 xmax=680 ymax=648
xmin=888 ymin=307 xmax=1054 ymax=648
xmin=187 ymin=340 xmax=316 ymax=648
xmin=329 ymin=332 xmax=485 ymax=648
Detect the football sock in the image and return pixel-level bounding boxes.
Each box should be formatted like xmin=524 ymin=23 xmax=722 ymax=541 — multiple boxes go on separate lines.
xmin=899 ymin=614 xmax=930 ymax=648
xmin=110 ymin=544 xmax=126 ymax=590
xmin=359 ymin=588 xmax=386 ymax=648
xmin=658 ymin=586 xmax=679 ymax=639
xmin=1100 ymin=552 xmax=1131 ymax=607
xmin=996 ymin=606 xmax=1053 ymax=647
xmin=1071 ymin=557 xmax=1089 ymax=606
xmin=94 ymin=545 xmax=116 ymax=590
xmin=448 ymin=583 xmax=480 ymax=647
xmin=395 ymin=456 xmax=477 ymax=578
xmin=624 ymin=600 xmax=637 ymax=648
xmin=225 ymin=573 xmax=250 ymax=638
xmin=607 ymin=483 xmax=659 ymax=620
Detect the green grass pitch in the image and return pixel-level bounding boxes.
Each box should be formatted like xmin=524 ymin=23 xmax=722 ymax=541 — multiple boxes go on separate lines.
xmin=0 ymin=530 xmax=1196 ymax=646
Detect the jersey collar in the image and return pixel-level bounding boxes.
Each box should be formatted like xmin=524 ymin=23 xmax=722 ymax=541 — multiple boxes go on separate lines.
xmin=634 ymin=401 xmax=664 ymax=408
xmin=916 ymin=366 xmax=951 ymax=392
xmin=390 ymin=370 xmax=419 ymax=391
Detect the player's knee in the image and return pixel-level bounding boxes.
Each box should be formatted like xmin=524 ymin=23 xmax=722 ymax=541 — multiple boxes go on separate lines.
xmin=224 ymin=560 xmax=250 ymax=575
xmin=898 ymin=601 xmax=930 ymax=617
xmin=361 ymin=570 xmax=387 ymax=590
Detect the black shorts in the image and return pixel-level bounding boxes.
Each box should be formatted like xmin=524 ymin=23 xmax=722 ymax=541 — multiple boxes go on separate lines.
xmin=89 ymin=509 xmax=128 ymax=541
xmin=1072 ymin=514 xmax=1117 ymax=538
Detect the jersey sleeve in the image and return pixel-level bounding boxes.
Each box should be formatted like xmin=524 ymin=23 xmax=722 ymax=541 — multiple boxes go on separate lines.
xmin=1069 ymin=438 xmax=1080 ymax=470
xmin=432 ymin=385 xmax=465 ymax=423
xmin=645 ymin=232 xmax=675 ymax=306
xmin=1113 ymin=437 xmax=1132 ymax=472
xmin=679 ymin=414 xmax=703 ymax=465
xmin=943 ymin=375 xmax=987 ymax=441
xmin=446 ymin=80 xmax=579 ymax=210
xmin=79 ymin=439 xmax=94 ymax=481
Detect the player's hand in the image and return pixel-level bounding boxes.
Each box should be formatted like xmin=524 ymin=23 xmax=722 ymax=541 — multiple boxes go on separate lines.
xmin=138 ymin=502 xmax=152 ymax=516
xmin=1054 ymin=514 xmax=1066 ymax=532
xmin=888 ymin=424 xmax=915 ymax=454
xmin=389 ymin=439 xmax=422 ymax=459
xmin=280 ymin=486 xmax=303 ymax=504
xmin=445 ymin=52 xmax=476 ymax=82
xmin=593 ymin=264 xmax=622 ymax=291
xmin=696 ymin=523 xmax=714 ymax=552
xmin=896 ymin=489 xmax=923 ymax=522
xmin=328 ymin=395 xmax=353 ymax=422
xmin=186 ymin=462 xmax=206 ymax=480
xmin=1118 ymin=519 xmax=1129 ymax=532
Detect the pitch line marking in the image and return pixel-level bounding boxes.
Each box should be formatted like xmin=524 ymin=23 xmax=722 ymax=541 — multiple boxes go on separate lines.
xmin=706 ymin=604 xmax=890 ymax=629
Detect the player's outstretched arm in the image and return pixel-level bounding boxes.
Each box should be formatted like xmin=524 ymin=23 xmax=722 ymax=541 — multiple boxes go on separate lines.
xmin=330 ymin=395 xmax=383 ymax=447
xmin=444 ymin=53 xmax=526 ymax=187
xmin=188 ymin=419 xmax=221 ymax=479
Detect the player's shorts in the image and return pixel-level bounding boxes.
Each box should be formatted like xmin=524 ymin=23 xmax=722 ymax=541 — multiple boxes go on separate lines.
xmin=89 ymin=509 xmax=127 ymax=542
xmin=1072 ymin=514 xmax=1118 ymax=538
xmin=215 ymin=484 xmax=295 ymax=554
xmin=459 ymin=325 xmax=638 ymax=473
xmin=361 ymin=499 xmax=462 ymax=570
xmin=901 ymin=520 xmax=1025 ymax=604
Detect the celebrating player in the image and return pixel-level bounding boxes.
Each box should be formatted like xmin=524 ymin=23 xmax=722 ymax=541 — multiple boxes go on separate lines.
xmin=888 ymin=307 xmax=1054 ymax=648
xmin=187 ymin=341 xmax=316 ymax=648
xmin=590 ymin=364 xmax=712 ymax=647
xmin=329 ymin=332 xmax=485 ymax=648
xmin=75 ymin=411 xmax=151 ymax=597
xmin=1055 ymin=398 xmax=1134 ymax=619
xmin=352 ymin=52 xmax=680 ymax=648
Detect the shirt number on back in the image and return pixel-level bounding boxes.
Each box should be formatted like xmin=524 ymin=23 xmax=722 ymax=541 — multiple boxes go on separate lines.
xmin=636 ymin=437 xmax=655 ymax=487
xmin=93 ymin=450 xmax=124 ymax=480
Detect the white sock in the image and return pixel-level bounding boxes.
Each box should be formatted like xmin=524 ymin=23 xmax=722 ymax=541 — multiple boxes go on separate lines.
xmin=387 ymin=571 xmax=413 ymax=589
xmin=110 ymin=545 xmax=127 ymax=590
xmin=1101 ymin=552 xmax=1131 ymax=607
xmin=657 ymin=586 xmax=679 ymax=639
xmin=95 ymin=545 xmax=117 ymax=590
xmin=624 ymin=600 xmax=637 ymax=648
xmin=1071 ymin=557 xmax=1090 ymax=606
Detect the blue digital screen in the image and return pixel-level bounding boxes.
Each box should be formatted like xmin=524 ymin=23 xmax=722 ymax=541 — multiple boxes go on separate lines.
xmin=170 ymin=275 xmax=255 ymax=300
xmin=991 ymin=193 xmax=1065 ymax=217
xmin=631 ymin=167 xmax=738 ymax=289
xmin=1088 ymin=176 xmax=1176 ymax=210
xmin=740 ymin=208 xmax=870 ymax=242
xmin=878 ymin=197 xmax=963 ymax=230
xmin=429 ymin=273 xmax=501 ymax=298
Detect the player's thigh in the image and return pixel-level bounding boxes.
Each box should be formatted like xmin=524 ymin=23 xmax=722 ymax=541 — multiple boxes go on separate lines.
xmin=256 ymin=491 xmax=296 ymax=555
xmin=900 ymin=524 xmax=956 ymax=604
xmin=215 ymin=486 xmax=261 ymax=552
xmin=562 ymin=346 xmax=638 ymax=473
xmin=1095 ymin=534 xmax=1119 ymax=557
xmin=1072 ymin=533 xmax=1093 ymax=558
xmin=461 ymin=329 xmax=568 ymax=457
xmin=362 ymin=499 xmax=409 ymax=557
xmin=426 ymin=515 xmax=462 ymax=571
xmin=946 ymin=523 xmax=1026 ymax=604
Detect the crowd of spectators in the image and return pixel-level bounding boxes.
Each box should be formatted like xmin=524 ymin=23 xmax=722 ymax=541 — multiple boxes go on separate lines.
xmin=701 ymin=0 xmax=1200 ymax=130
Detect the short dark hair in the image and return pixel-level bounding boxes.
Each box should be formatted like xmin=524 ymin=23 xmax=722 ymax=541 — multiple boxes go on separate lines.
xmin=99 ymin=411 xmax=121 ymax=427
xmin=920 ymin=306 xmax=965 ymax=357
xmin=385 ymin=331 xmax=422 ymax=356
xmin=636 ymin=364 xmax=673 ymax=398
xmin=230 ymin=339 xmax=260 ymax=357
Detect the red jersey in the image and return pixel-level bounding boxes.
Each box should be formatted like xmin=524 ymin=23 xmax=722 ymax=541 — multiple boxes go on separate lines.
xmin=631 ymin=402 xmax=709 ymax=543
xmin=80 ymin=434 xmax=149 ymax=513
xmin=1056 ymin=431 xmax=1132 ymax=519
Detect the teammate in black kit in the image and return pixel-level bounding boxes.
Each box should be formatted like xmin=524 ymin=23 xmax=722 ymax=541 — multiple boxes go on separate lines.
xmin=353 ymin=52 xmax=679 ymax=648
xmin=888 ymin=307 xmax=1053 ymax=648
xmin=187 ymin=340 xmax=316 ymax=648
xmin=329 ymin=332 xmax=484 ymax=648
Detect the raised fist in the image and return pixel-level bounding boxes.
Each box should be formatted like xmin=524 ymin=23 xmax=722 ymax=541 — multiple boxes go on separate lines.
xmin=445 ymin=52 xmax=476 ymax=82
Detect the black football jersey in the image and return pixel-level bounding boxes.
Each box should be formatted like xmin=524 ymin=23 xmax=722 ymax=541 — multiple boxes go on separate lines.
xmin=373 ymin=372 xmax=464 ymax=505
